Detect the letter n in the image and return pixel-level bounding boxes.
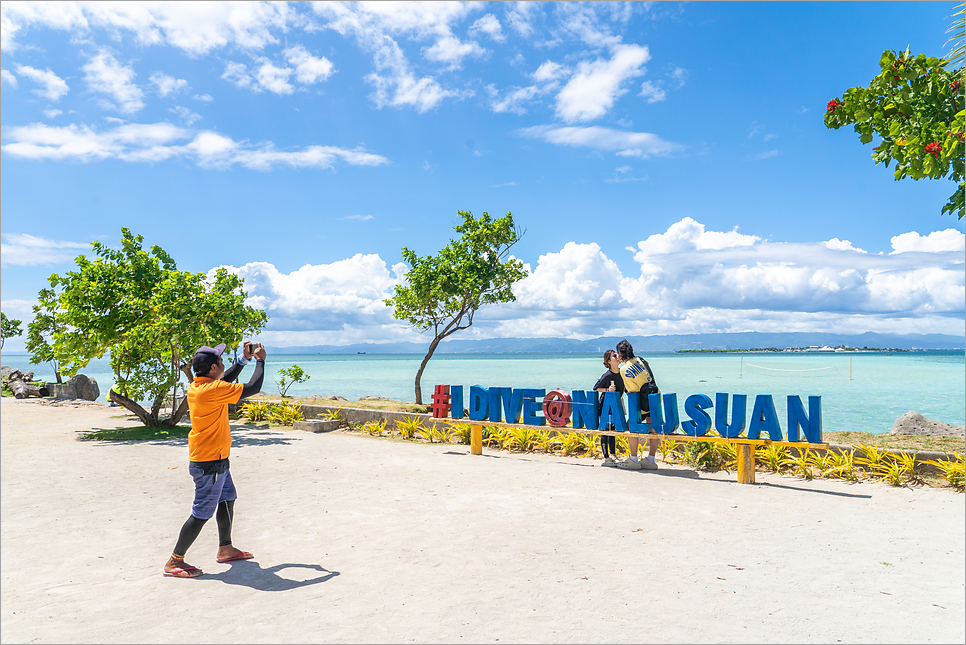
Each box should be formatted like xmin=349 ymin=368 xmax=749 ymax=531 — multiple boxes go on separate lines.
xmin=787 ymin=395 xmax=822 ymax=443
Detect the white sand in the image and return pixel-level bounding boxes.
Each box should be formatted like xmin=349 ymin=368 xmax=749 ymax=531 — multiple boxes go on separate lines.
xmin=1 ymin=397 xmax=963 ymax=644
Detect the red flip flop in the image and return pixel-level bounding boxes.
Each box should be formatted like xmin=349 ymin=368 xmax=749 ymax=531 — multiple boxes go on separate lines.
xmin=216 ymin=551 xmax=254 ymax=563
xmin=164 ymin=566 xmax=203 ymax=578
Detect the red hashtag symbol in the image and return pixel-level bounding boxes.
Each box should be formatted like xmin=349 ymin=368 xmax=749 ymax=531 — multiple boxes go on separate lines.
xmin=431 ymin=385 xmax=451 ymax=418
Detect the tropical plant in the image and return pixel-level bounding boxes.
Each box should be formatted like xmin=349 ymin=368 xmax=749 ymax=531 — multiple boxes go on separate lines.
xmin=782 ymin=448 xmax=817 ymax=480
xmin=558 ymin=432 xmax=586 ymax=456
xmin=394 ymin=415 xmax=423 ymax=440
xmin=321 ymin=406 xmax=345 ymax=425
xmin=893 ymin=451 xmax=925 ymax=486
xmin=756 ymin=444 xmax=790 ymax=473
xmin=240 ymin=397 xmax=273 ymax=422
xmin=659 ymin=438 xmax=681 ymax=464
xmin=508 ymin=427 xmax=540 ymax=452
xmin=684 ymin=441 xmax=727 ymax=471
xmin=485 ymin=426 xmax=509 ymax=449
xmin=417 ymin=421 xmax=441 ymax=443
xmin=384 ymin=211 xmax=527 ymax=403
xmin=362 ymin=419 xmax=387 ymax=436
xmin=820 ymin=449 xmax=861 ymax=482
xmin=716 ymin=442 xmax=738 ymax=472
xmin=877 ymin=459 xmax=909 ymax=487
xmin=269 ymin=400 xmax=304 ymax=426
xmin=275 ymin=365 xmax=310 ymax=398
xmin=581 ymin=433 xmax=601 ymax=458
xmin=855 ymin=444 xmax=892 ymax=476
xmin=31 ymin=228 xmax=267 ymax=427
xmin=926 ymin=453 xmax=965 ymax=490
xmin=534 ymin=429 xmax=561 ymax=454
xmin=825 ymin=49 xmax=964 ymax=219
xmin=1 ymin=312 xmax=23 ymax=351
xmin=446 ymin=422 xmax=473 ymax=445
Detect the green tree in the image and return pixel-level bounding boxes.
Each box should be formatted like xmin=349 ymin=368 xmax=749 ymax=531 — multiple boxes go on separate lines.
xmin=40 ymin=228 xmax=268 ymax=427
xmin=1 ymin=312 xmax=23 ymax=351
xmin=276 ymin=365 xmax=310 ymax=397
xmin=825 ymin=48 xmax=964 ymax=219
xmin=25 ymin=288 xmax=64 ymax=383
xmin=385 ymin=211 xmax=527 ymax=404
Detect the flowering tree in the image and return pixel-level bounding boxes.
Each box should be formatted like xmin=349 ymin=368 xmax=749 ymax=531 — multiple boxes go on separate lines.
xmin=825 ymin=49 xmax=964 ymax=219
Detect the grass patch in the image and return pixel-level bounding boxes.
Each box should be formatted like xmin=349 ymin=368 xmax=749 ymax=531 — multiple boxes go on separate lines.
xmin=81 ymin=425 xmax=191 ymax=442
xmin=825 ymin=431 xmax=964 ymax=454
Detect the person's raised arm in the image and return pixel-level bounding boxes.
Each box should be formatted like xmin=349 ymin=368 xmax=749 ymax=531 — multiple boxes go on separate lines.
xmin=240 ymin=344 xmax=267 ymax=399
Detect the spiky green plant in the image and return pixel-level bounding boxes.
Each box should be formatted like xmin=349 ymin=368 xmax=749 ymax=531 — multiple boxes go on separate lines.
xmin=268 ymin=400 xmax=304 ymax=426
xmin=782 ymin=448 xmax=816 ymax=480
xmin=321 ymin=405 xmax=345 ymax=424
xmin=361 ymin=419 xmax=387 ymax=436
xmin=396 ymin=416 xmax=424 ymax=440
xmin=658 ymin=438 xmax=680 ymax=464
xmin=756 ymin=444 xmax=789 ymax=473
xmin=820 ymin=449 xmax=861 ymax=482
xmin=926 ymin=453 xmax=965 ymax=491
xmin=446 ymin=422 xmax=472 ymax=445
xmin=534 ymin=430 xmax=561 ymax=453
xmin=240 ymin=397 xmax=273 ymax=422
xmin=558 ymin=432 xmax=585 ymax=456
xmin=616 ymin=435 xmax=630 ymax=458
xmin=855 ymin=444 xmax=891 ymax=477
xmin=507 ymin=427 xmax=540 ymax=452
xmin=877 ymin=459 xmax=909 ymax=487
xmin=484 ymin=426 xmax=508 ymax=448
xmin=893 ymin=451 xmax=925 ymax=486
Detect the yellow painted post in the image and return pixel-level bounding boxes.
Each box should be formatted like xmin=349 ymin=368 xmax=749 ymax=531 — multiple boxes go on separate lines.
xmin=470 ymin=424 xmax=483 ymax=455
xmin=737 ymin=444 xmax=755 ymax=484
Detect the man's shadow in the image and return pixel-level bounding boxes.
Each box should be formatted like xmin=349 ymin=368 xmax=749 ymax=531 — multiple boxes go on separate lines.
xmin=204 ymin=561 xmax=339 ymax=591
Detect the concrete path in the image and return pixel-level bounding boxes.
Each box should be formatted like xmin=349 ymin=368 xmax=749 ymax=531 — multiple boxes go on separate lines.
xmin=2 ymin=397 xmax=963 ymax=643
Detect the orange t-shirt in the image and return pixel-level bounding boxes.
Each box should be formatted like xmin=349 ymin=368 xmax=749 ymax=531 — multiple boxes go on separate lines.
xmin=187 ymin=378 xmax=243 ymax=462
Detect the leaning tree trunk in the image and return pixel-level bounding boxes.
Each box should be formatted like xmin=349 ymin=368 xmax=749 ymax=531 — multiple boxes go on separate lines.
xmin=109 ymin=390 xmax=159 ymax=427
xmin=414 ymin=336 xmax=444 ymax=405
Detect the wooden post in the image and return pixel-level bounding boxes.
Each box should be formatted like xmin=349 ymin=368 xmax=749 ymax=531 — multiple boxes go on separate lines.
xmin=470 ymin=424 xmax=483 ymax=455
xmin=737 ymin=444 xmax=755 ymax=484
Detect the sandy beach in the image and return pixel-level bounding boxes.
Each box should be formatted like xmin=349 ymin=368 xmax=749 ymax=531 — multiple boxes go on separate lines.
xmin=1 ymin=396 xmax=963 ymax=644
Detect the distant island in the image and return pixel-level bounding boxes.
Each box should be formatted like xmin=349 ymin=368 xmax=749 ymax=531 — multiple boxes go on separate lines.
xmin=678 ymin=346 xmax=909 ymax=354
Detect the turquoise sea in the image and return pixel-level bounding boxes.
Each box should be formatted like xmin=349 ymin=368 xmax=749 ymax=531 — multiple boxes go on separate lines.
xmin=2 ymin=350 xmax=963 ymax=434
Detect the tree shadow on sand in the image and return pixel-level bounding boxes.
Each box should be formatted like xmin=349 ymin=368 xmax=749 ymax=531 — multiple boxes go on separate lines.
xmin=202 ymin=561 xmax=340 ymax=591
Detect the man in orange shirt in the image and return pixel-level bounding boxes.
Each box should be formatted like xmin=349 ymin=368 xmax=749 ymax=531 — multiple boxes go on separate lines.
xmin=163 ymin=341 xmax=266 ymax=578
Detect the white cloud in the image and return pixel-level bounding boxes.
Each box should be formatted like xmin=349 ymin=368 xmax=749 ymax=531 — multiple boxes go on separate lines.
xmin=1 ymin=121 xmax=390 ymax=170
xmin=470 ymin=13 xmax=505 ymax=42
xmin=149 ymin=72 xmax=187 ymax=96
xmin=82 ymin=51 xmax=144 ymax=114
xmin=890 ymin=229 xmax=965 ymax=254
xmin=284 ymin=45 xmax=334 ymax=84
xmin=14 ymin=64 xmax=69 ymax=101
xmin=169 ymin=105 xmax=201 ymax=125
xmin=1 ymin=233 xmax=88 ymax=267
xmin=1 ymin=68 xmax=16 ymax=87
xmin=222 ymin=61 xmax=255 ymax=90
xmin=345 ymin=214 xmax=374 ymax=221
xmin=667 ymin=65 xmax=687 ymax=87
xmin=505 ymin=1 xmax=539 ymax=38
xmin=638 ymin=80 xmax=665 ymax=103
xmin=1 ymin=1 xmax=290 ymax=55
xmin=555 ymin=2 xmax=622 ymax=48
xmin=171 ymin=219 xmax=965 ymax=345
xmin=255 ymin=59 xmax=294 ymax=95
xmin=752 ymin=149 xmax=780 ymax=160
xmin=555 ymin=44 xmax=650 ymax=122
xmin=615 ymin=165 xmax=631 ymax=173
xmin=313 ymin=1 xmax=474 ymax=112
xmin=517 ymin=125 xmax=682 ymax=159
xmin=532 ymin=60 xmax=567 ymax=82
xmin=486 ymin=83 xmax=542 ymax=115
xmin=194 ymin=93 xmax=214 ymax=102
xmin=43 ymin=108 xmax=63 ymax=118
xmin=423 ymin=35 xmax=485 ymax=70
xmin=823 ymin=238 xmax=867 ymax=253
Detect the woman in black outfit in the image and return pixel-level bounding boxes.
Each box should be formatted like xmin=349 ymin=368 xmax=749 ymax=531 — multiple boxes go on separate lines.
xmin=593 ymin=349 xmax=625 ymax=467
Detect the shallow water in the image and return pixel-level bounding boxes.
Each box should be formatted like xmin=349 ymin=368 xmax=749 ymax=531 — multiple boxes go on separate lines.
xmin=3 ymin=350 xmax=962 ymax=434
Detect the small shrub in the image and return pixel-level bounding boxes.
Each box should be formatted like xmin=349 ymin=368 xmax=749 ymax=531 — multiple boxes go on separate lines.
xmin=508 ymin=427 xmax=540 ymax=452
xmin=926 ymin=453 xmax=965 ymax=491
xmin=396 ymin=416 xmax=424 ymax=440
xmin=241 ymin=398 xmax=273 ymax=422
xmin=321 ymin=406 xmax=345 ymax=425
xmin=558 ymin=432 xmax=585 ymax=456
xmin=893 ymin=451 xmax=925 ymax=486
xmin=361 ymin=419 xmax=387 ymax=436
xmin=659 ymin=438 xmax=680 ymax=464
xmin=485 ymin=427 xmax=509 ymax=449
xmin=855 ymin=444 xmax=891 ymax=477
xmin=877 ymin=459 xmax=909 ymax=487
xmin=269 ymin=400 xmax=304 ymax=426
xmin=535 ymin=430 xmax=561 ymax=453
xmin=782 ymin=448 xmax=817 ymax=480
xmin=447 ymin=422 xmax=472 ymax=445
xmin=275 ymin=365 xmax=310 ymax=398
xmin=820 ymin=449 xmax=860 ymax=482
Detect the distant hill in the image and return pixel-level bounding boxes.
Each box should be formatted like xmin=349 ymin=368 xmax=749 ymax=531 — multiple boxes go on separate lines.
xmin=265 ymin=332 xmax=965 ymax=354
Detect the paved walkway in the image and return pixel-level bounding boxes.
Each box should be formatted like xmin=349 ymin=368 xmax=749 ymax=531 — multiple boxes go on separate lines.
xmin=1 ymin=397 xmax=963 ymax=643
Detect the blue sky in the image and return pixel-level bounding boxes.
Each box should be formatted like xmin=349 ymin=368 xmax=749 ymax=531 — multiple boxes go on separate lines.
xmin=1 ymin=1 xmax=964 ymax=352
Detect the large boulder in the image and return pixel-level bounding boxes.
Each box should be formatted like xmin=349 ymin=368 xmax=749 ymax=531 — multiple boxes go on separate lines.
xmin=49 ymin=383 xmax=77 ymax=399
xmin=0 ymin=366 xmax=15 ymax=380
xmin=890 ymin=411 xmax=965 ymax=438
xmin=68 ymin=374 xmax=100 ymax=401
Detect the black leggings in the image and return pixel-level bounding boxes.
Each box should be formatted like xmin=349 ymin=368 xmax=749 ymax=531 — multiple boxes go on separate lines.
xmin=601 ymin=426 xmax=617 ymax=457
xmin=173 ymin=500 xmax=235 ymax=556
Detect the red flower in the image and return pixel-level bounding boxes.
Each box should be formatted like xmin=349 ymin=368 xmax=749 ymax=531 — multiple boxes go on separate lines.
xmin=925 ymin=142 xmax=942 ymax=157
xmin=826 ymin=99 xmax=840 ymax=113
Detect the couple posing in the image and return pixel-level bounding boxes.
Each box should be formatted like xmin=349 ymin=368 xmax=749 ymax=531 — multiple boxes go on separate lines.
xmin=593 ymin=339 xmax=660 ymax=471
